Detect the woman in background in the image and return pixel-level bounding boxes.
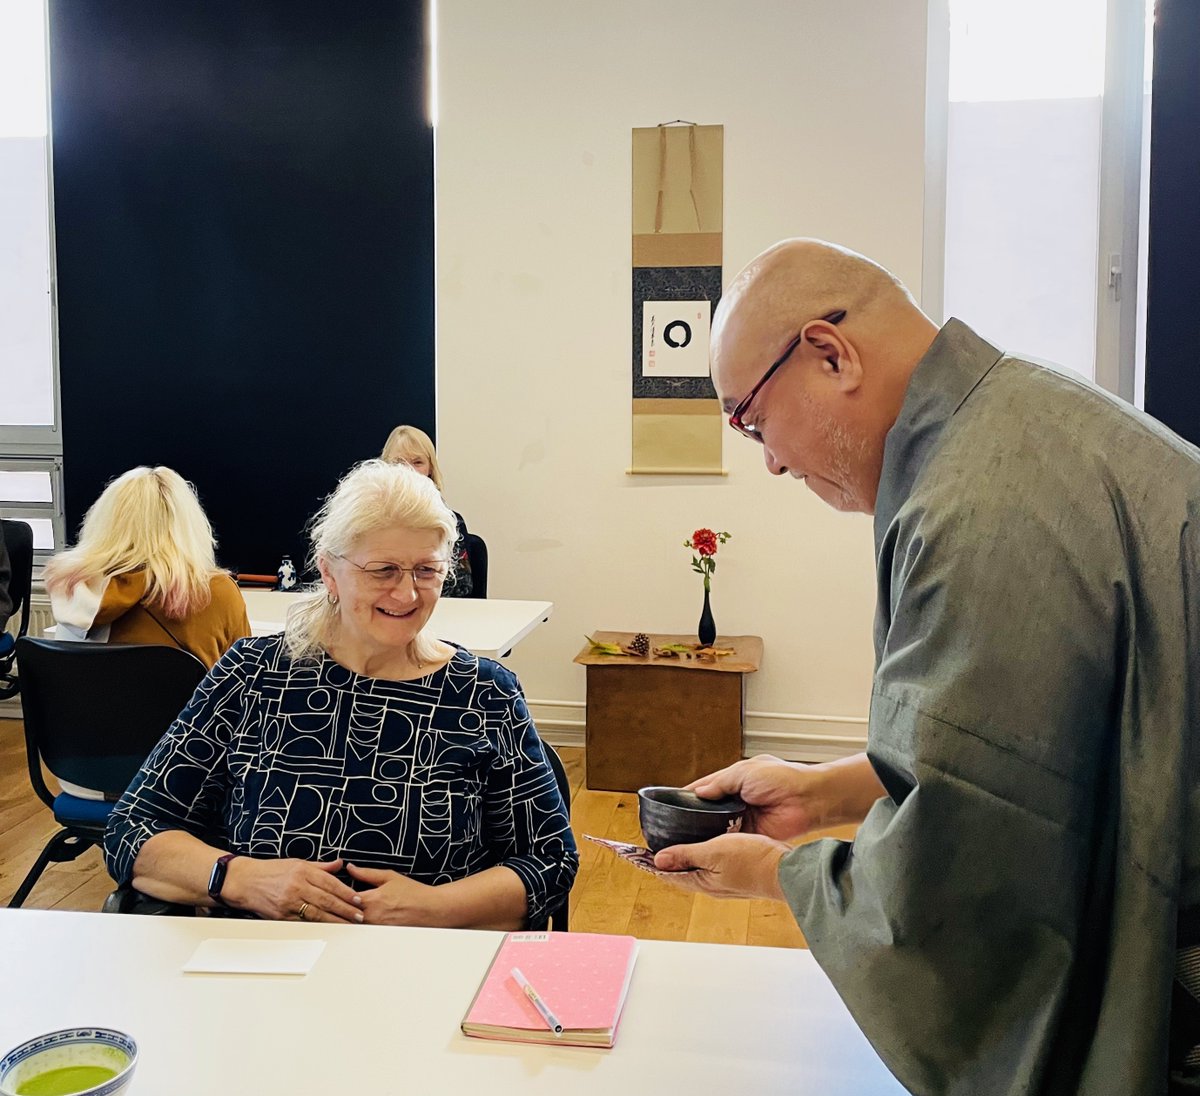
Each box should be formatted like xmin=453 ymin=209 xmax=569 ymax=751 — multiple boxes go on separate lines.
xmin=45 ymin=466 xmax=250 ymax=669
xmin=381 ymin=425 xmax=474 ymax=597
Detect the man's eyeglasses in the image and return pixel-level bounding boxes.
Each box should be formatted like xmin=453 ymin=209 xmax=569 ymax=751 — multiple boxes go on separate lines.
xmin=727 ymin=309 xmax=847 ymax=443
xmin=334 ymin=554 xmax=448 ymax=589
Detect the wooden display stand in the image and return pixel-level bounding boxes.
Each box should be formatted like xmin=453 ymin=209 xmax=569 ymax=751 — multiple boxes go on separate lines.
xmin=574 ymin=631 xmax=763 ymax=793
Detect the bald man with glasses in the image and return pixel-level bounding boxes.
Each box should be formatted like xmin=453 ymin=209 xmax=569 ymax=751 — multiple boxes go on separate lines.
xmin=653 ymin=239 xmax=1200 ymax=1096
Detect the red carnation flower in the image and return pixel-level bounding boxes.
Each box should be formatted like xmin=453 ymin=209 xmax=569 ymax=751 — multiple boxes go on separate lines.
xmin=692 ymin=528 xmax=719 ymax=557
xmin=684 ymin=528 xmax=732 ymax=591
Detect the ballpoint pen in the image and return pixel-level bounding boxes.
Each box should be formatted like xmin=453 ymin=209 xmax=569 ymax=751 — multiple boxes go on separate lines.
xmin=511 ymin=967 xmax=564 ymax=1036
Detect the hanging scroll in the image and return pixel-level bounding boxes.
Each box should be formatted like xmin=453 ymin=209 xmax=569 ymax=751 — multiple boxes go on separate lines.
xmin=630 ymin=123 xmax=724 ymax=475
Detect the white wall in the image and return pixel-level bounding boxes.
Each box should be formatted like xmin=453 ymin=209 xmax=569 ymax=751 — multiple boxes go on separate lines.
xmin=435 ymin=0 xmax=930 ymax=757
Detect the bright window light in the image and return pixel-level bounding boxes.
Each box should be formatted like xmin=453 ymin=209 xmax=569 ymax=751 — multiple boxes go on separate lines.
xmin=949 ymin=0 xmax=1108 ymax=102
xmin=427 ymin=0 xmax=439 ymax=127
xmin=20 ymin=517 xmax=55 ymax=551
xmin=0 ymin=0 xmax=48 ymax=138
xmin=0 ymin=470 xmax=53 ymax=503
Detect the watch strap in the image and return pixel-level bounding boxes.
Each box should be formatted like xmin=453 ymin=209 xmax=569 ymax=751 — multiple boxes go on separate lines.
xmin=207 ymin=852 xmax=240 ymax=907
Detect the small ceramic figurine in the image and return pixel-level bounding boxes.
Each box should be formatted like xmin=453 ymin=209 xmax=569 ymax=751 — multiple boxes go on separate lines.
xmin=276 ymin=555 xmax=297 ymax=591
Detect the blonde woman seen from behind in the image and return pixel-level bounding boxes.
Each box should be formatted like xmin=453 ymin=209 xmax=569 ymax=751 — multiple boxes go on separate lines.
xmin=45 ymin=466 xmax=250 ymax=670
xmin=381 ymin=424 xmax=474 ymax=597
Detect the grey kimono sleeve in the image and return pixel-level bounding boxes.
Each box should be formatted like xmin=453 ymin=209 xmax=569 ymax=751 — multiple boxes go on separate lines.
xmin=103 ymin=642 xmax=252 ymax=885
xmin=778 ymin=495 xmax=1125 ymax=1095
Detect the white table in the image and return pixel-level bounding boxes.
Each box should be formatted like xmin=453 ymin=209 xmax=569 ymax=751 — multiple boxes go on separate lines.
xmin=240 ymin=590 xmax=553 ymax=659
xmin=0 ymin=910 xmax=903 ymax=1094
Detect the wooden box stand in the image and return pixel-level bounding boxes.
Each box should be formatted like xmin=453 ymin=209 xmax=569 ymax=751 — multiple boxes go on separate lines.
xmin=574 ymin=632 xmax=763 ymax=793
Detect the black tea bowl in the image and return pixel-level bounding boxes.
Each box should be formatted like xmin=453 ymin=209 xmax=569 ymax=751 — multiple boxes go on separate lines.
xmin=637 ymin=786 xmax=747 ymax=853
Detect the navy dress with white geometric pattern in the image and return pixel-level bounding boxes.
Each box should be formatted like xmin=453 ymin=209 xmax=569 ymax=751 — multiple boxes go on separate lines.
xmin=103 ymin=635 xmax=578 ymax=925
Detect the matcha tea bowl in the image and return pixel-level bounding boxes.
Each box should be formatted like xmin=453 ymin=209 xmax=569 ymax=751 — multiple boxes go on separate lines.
xmin=638 ymin=785 xmax=747 ymax=853
xmin=0 ymin=1028 xmax=137 ymax=1096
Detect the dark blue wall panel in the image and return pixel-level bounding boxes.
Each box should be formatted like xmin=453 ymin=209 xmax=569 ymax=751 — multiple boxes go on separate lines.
xmin=50 ymin=0 xmax=434 ymax=573
xmin=1145 ymin=0 xmax=1200 ymax=445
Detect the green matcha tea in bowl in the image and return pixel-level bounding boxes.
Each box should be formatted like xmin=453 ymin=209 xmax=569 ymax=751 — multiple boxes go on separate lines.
xmin=0 ymin=1028 xmax=137 ymax=1096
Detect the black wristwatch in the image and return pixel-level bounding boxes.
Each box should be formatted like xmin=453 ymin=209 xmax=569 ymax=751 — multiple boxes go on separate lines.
xmin=207 ymin=852 xmax=240 ymax=907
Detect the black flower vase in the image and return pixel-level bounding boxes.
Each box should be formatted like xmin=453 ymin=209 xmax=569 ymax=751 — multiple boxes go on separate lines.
xmin=698 ymin=586 xmax=717 ymax=647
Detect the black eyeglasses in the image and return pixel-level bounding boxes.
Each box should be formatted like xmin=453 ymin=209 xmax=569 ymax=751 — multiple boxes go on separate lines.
xmin=727 ymin=309 xmax=847 ymax=443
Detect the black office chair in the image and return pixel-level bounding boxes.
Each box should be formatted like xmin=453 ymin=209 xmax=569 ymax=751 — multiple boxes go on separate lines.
xmin=9 ymin=637 xmax=207 ymax=908
xmin=540 ymin=739 xmax=572 ymax=932
xmin=0 ymin=519 xmax=34 ymax=701
xmin=463 ymin=533 xmax=488 ymax=599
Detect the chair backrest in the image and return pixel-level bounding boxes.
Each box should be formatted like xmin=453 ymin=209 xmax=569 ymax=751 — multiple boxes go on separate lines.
xmin=2 ymin=519 xmax=34 ymax=641
xmin=16 ymin=637 xmax=208 ymax=805
xmin=463 ymin=532 xmax=488 ymax=599
xmin=540 ymin=739 xmax=571 ymax=931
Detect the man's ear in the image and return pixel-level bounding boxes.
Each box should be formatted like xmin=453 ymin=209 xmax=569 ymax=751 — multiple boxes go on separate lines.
xmin=803 ymin=321 xmax=863 ymax=393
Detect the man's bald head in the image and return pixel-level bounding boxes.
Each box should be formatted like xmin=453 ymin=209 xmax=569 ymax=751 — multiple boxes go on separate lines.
xmin=712 ymin=239 xmax=918 ymax=405
xmin=712 ymin=239 xmax=937 ymax=513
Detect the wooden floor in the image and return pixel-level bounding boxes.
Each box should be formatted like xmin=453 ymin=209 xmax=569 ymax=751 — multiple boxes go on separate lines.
xmin=0 ymin=719 xmax=851 ymax=946
xmin=0 ymin=720 xmax=116 ymax=912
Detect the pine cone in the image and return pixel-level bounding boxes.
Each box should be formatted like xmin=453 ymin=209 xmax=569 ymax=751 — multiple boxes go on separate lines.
xmin=625 ymin=632 xmax=651 ymax=657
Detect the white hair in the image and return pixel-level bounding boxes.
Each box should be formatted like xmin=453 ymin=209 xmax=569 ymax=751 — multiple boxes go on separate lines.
xmin=284 ymin=460 xmax=457 ymax=664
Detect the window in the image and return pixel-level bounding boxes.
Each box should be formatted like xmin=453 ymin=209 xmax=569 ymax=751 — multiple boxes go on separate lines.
xmin=936 ymin=0 xmax=1151 ymax=401
xmin=0 ymin=462 xmax=61 ymax=553
xmin=1 ymin=0 xmax=62 ymax=559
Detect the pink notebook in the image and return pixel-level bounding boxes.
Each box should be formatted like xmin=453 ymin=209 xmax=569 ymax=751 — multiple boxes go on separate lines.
xmin=461 ymin=931 xmax=639 ymax=1048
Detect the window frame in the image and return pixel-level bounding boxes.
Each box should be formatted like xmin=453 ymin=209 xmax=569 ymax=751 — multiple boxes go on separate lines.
xmin=1 ymin=0 xmax=63 ymax=566
xmin=1092 ymin=0 xmax=1149 ymax=402
xmin=0 ymin=456 xmax=64 ymax=566
xmin=0 ymin=101 xmax=61 ymax=455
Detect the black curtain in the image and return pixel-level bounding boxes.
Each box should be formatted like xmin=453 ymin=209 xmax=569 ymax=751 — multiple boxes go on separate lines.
xmin=50 ymin=0 xmax=435 ymax=574
xmin=1144 ymin=0 xmax=1200 ymax=444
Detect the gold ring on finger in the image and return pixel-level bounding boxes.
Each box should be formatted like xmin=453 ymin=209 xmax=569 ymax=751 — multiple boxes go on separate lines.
xmin=296 ymin=901 xmax=310 ymax=921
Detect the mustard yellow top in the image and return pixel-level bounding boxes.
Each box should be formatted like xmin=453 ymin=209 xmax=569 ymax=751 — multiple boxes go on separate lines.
xmin=96 ymin=572 xmax=251 ymax=669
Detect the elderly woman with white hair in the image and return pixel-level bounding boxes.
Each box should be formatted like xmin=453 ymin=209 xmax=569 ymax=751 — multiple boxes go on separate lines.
xmin=104 ymin=460 xmax=577 ymax=929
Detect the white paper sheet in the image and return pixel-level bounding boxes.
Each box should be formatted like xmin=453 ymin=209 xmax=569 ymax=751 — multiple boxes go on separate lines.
xmin=182 ymin=937 xmax=326 ymax=976
xmin=641 ymin=301 xmax=712 ymax=377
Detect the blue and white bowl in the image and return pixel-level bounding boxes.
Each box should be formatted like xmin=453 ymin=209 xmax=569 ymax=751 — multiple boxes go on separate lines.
xmin=0 ymin=1028 xmax=137 ymax=1096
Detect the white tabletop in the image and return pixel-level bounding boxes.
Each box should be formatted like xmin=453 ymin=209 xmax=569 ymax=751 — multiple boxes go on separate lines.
xmin=0 ymin=910 xmax=902 ymax=1094
xmin=240 ymin=590 xmax=554 ymax=659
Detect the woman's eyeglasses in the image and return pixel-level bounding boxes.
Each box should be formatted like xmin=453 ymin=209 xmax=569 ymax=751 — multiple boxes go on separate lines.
xmin=334 ymin=555 xmax=448 ymax=589
xmin=728 ymin=309 xmax=847 ymax=442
